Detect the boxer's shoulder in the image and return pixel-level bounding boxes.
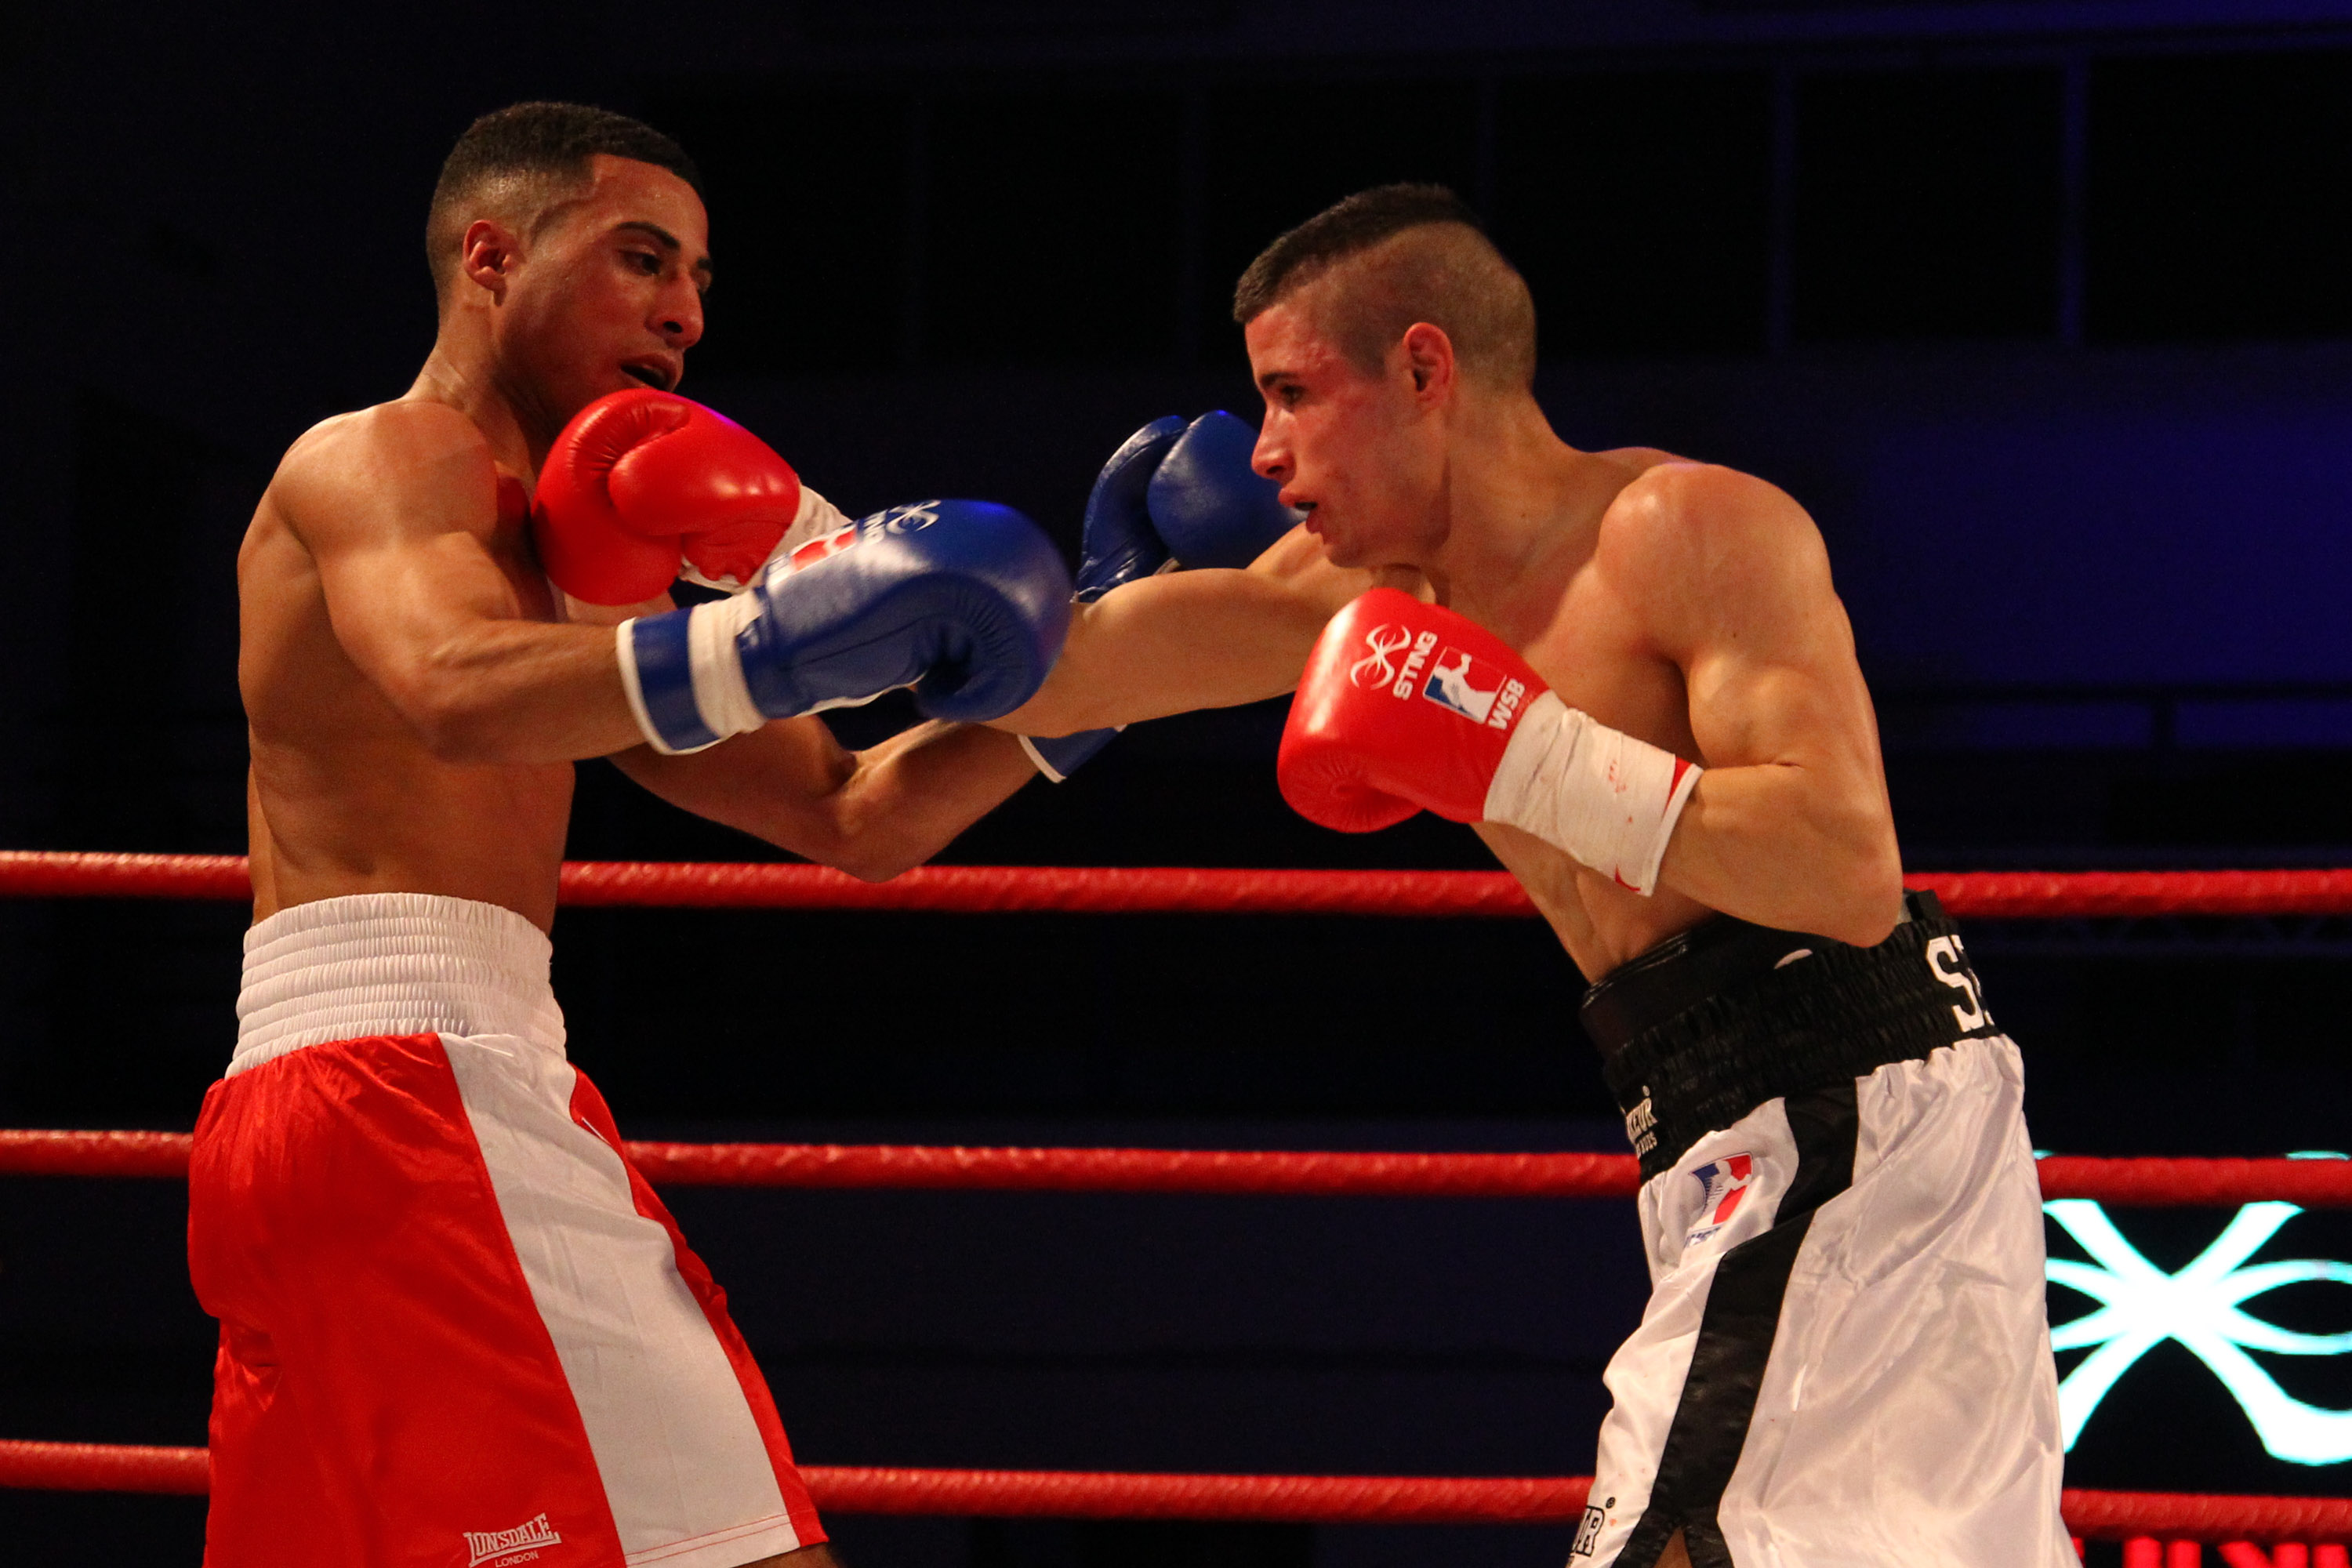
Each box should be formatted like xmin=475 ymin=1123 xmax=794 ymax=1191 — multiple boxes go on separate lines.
xmin=270 ymin=397 xmax=503 ymax=548
xmin=281 ymin=397 xmax=487 ymax=474
xmin=1592 ymin=459 xmax=1826 ymax=601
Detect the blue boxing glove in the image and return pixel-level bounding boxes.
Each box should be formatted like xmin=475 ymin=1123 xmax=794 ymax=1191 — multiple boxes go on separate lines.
xmin=1076 ymin=415 xmax=1186 ymax=601
xmin=1023 ymin=412 xmax=1301 ymax=782
xmin=1021 ymin=416 xmax=1184 ymax=781
xmin=620 ymin=499 xmax=1073 ymax=754
xmin=1148 ymin=410 xmax=1301 ymax=568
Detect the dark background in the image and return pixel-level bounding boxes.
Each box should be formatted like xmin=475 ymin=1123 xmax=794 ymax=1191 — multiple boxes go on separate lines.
xmin=8 ymin=2 xmax=2352 ymax=1562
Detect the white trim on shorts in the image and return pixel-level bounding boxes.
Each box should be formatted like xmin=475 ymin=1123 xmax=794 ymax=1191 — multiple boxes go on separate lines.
xmin=443 ymin=1032 xmax=803 ymax=1566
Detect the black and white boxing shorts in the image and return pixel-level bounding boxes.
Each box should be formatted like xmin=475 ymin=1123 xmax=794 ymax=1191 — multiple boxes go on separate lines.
xmin=1570 ymin=892 xmax=2075 ymax=1568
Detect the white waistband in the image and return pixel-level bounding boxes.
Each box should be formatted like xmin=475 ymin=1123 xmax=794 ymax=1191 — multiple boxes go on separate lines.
xmin=232 ymin=892 xmax=567 ymax=1075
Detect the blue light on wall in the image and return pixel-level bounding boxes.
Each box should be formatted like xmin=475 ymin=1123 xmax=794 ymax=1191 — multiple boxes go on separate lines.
xmin=2049 ymin=1152 xmax=2352 ymax=1466
xmin=2048 ymin=1200 xmax=2352 ymax=1464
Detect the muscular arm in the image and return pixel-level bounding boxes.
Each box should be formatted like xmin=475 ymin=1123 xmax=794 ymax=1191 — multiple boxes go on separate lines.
xmin=993 ymin=527 xmax=1393 ymax=736
xmin=535 ymin=592 xmax=1039 ymax=881
xmin=279 ymin=402 xmax=643 ymax=763
xmin=1629 ymin=469 xmax=1905 ymax=945
xmin=610 ymin=719 xmax=1038 ymax=883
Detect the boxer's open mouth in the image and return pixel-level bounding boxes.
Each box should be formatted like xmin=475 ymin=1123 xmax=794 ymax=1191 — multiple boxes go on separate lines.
xmin=621 ymin=361 xmax=673 ymax=391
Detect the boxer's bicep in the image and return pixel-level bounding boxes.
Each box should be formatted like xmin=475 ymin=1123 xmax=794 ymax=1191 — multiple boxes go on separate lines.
xmin=283 ymin=412 xmax=531 ymax=691
xmin=1679 ymin=579 xmax=1871 ymax=772
xmin=1623 ymin=466 xmax=1871 ymax=775
xmin=1632 ymin=471 xmax=1902 ymax=940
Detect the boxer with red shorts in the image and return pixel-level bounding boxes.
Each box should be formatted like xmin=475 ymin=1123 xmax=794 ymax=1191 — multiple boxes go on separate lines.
xmin=199 ymin=101 xmax=1094 ymax=1568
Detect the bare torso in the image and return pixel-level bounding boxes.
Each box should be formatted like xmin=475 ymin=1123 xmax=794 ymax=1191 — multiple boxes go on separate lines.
xmin=240 ymin=403 xmax=573 ymax=931
xmin=1454 ymin=448 xmax=1890 ymax=981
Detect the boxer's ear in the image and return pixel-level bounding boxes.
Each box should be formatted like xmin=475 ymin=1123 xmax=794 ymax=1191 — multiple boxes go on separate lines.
xmin=459 ymin=218 xmax=523 ymax=303
xmin=1403 ymin=321 xmax=1457 ymax=404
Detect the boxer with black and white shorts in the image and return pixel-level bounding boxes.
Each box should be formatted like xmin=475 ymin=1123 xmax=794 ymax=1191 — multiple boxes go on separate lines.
xmin=994 ymin=183 xmax=2075 ymax=1565
xmin=1570 ymin=895 xmax=2063 ymax=1565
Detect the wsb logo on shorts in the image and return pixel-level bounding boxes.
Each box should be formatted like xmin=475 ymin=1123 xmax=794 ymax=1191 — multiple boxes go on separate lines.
xmin=463 ymin=1512 xmax=563 ymax=1567
xmin=1685 ymin=1153 xmax=1756 ymax=1247
xmin=1348 ymin=626 xmax=1528 ymax=731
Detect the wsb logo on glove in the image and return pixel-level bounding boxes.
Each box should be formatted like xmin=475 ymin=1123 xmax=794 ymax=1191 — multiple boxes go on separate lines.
xmin=1346 ymin=621 xmax=1529 ymax=732
xmin=1279 ymin=590 xmax=1700 ymax=895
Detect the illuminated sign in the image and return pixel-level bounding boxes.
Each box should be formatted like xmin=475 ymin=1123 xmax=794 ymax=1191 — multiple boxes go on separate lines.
xmin=2047 ymin=1196 xmax=2352 ymax=1465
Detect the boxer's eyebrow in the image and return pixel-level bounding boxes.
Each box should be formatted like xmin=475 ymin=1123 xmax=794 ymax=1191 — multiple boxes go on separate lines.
xmin=617 ymin=220 xmax=715 ymax=286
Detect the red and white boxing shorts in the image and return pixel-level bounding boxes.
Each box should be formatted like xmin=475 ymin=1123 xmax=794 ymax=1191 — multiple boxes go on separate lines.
xmin=187 ymin=892 xmax=823 ymax=1568
xmin=1571 ymin=896 xmax=2074 ymax=1567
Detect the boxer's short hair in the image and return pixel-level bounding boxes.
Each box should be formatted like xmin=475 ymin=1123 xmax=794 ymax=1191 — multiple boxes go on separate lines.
xmin=427 ymin=102 xmax=702 ymax=304
xmin=1233 ymin=184 xmax=1537 ymax=390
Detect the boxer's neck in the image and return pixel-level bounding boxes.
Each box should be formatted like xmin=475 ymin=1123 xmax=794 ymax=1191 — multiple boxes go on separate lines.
xmin=1416 ymin=391 xmax=1596 ymax=641
xmin=408 ymin=318 xmax=550 ymax=480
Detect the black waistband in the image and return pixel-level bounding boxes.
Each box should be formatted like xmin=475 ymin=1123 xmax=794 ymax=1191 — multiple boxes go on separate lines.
xmin=1584 ymin=892 xmax=2002 ymax=1178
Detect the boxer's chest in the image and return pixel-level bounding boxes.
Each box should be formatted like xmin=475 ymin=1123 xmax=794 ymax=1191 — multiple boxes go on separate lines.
xmin=1516 ymin=562 xmax=1698 ymax=765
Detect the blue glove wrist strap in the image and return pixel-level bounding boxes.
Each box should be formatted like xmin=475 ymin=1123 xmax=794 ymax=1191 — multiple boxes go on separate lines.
xmin=622 ymin=611 xmax=721 ymax=753
xmin=1022 ymin=728 xmax=1119 ymax=782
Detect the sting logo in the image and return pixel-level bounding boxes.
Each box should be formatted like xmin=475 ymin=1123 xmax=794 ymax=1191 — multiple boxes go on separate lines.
xmin=1926 ymin=935 xmax=1991 ymax=1033
xmin=786 ymin=502 xmax=945 ymax=574
xmin=1349 ymin=625 xmax=1416 ymax=688
xmin=862 ymin=500 xmax=942 ymax=534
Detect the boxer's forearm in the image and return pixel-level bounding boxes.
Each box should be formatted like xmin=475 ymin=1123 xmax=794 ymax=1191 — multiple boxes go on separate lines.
xmin=615 ymin=718 xmax=1035 ymax=882
xmin=815 ymin=721 xmax=1040 ymax=880
xmin=992 ymin=569 xmax=1333 ymax=736
xmin=376 ymin=618 xmax=647 ymax=764
xmin=1654 ymin=763 xmax=1904 ymax=946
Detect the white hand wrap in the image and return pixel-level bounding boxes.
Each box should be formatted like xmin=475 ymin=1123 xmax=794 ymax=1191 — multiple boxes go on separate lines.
xmin=1482 ymin=691 xmax=1703 ymax=895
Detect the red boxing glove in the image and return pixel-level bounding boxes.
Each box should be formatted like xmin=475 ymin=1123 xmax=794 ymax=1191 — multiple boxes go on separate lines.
xmin=1279 ymin=589 xmax=1538 ymax=832
xmin=533 ymin=390 xmax=803 ymax=605
xmin=1279 ymin=589 xmax=1701 ymax=895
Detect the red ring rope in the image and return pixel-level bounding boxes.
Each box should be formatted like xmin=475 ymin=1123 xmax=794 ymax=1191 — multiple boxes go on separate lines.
xmin=7 ymin=855 xmax=2346 ymax=1537
xmin=3 ymin=1131 xmax=2347 ymax=1206
xmin=7 ymin=850 xmax=2352 ymax=919
xmin=0 ymin=1441 xmax=2338 ymax=1542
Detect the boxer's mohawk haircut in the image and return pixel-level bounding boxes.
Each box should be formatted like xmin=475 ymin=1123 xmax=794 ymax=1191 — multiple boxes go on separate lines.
xmin=427 ymin=102 xmax=702 ymax=304
xmin=1234 ymin=183 xmax=1537 ymax=390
